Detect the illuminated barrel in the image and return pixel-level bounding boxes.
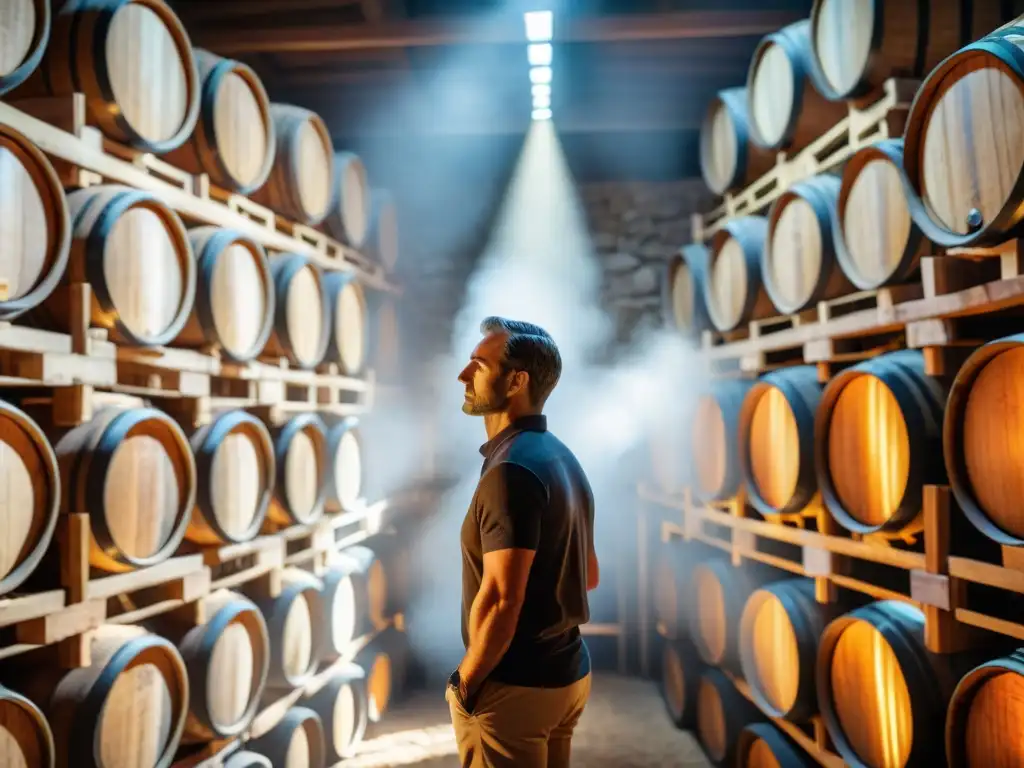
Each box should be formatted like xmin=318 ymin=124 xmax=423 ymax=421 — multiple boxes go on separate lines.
xmin=692 ymin=378 xmax=756 ymax=503
xmin=700 ymin=87 xmax=776 ymax=195
xmin=653 ymin=543 xmax=701 ymax=639
xmin=365 ymin=190 xmax=399 ymax=273
xmin=266 ymin=413 xmax=327 ymax=527
xmin=0 ymin=0 xmax=50 ymax=97
xmin=834 ymin=140 xmax=926 ymax=290
xmin=247 ymin=568 xmax=325 ymax=691
xmin=325 ymin=417 xmax=363 ymax=511
xmin=353 ymin=628 xmax=408 ymax=723
xmin=696 ymin=669 xmax=763 ymax=767
xmin=703 ymin=216 xmax=773 ymax=333
xmin=737 ymin=723 xmax=816 ymax=768
xmin=688 ymin=559 xmax=767 ymax=673
xmin=322 ymin=271 xmax=369 ymax=376
xmin=246 ymin=706 xmax=326 ymax=768
xmin=0 ymin=683 xmax=55 ymax=768
xmin=337 ymin=543 xmax=390 ymax=635
xmin=738 ymin=365 xmax=822 ymax=518
xmin=323 ymin=152 xmax=371 ymax=249
xmin=661 ymin=637 xmax=702 ymax=730
xmin=302 ymin=665 xmax=369 ymax=763
xmin=262 ymin=254 xmax=330 ymax=369
xmin=946 ymin=650 xmax=1024 ymax=768
xmin=815 ymin=350 xmax=945 ymax=535
xmin=662 ymin=244 xmax=711 ymax=337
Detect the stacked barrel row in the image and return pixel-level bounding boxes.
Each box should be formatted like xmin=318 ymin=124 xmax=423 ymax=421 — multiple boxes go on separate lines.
xmin=0 ymin=0 xmax=399 ymax=276
xmin=0 ymin=544 xmax=410 ymax=768
xmin=655 ymin=541 xmax=1024 ymax=767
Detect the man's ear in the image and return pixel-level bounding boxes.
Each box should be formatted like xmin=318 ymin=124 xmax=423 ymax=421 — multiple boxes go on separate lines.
xmin=507 ymin=370 xmax=530 ymax=399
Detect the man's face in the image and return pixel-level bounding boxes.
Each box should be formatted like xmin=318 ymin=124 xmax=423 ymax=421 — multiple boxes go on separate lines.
xmin=457 ymin=333 xmax=511 ymax=415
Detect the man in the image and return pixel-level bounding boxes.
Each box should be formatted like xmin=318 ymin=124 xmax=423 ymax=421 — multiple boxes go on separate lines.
xmin=446 ymin=316 xmax=599 ymax=768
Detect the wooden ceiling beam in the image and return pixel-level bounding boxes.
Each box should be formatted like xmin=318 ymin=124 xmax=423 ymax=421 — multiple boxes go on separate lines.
xmin=173 ymin=0 xmax=362 ymax=23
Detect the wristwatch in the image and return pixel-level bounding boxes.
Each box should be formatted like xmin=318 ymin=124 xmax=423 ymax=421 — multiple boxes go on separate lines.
xmin=447 ymin=669 xmax=474 ymax=712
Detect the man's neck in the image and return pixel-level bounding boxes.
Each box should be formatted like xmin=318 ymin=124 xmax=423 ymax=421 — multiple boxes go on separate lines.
xmin=482 ymin=408 xmax=540 ymax=440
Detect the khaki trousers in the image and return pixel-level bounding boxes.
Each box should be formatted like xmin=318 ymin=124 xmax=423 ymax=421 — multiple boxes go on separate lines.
xmin=446 ymin=674 xmax=592 ymax=768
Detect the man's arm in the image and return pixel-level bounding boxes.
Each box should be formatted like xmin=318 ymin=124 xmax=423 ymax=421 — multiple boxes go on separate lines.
xmin=586 ymin=482 xmax=599 ymax=591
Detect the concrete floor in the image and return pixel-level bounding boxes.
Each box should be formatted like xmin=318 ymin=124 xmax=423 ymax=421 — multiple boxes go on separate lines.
xmin=345 ymin=673 xmax=712 ymax=767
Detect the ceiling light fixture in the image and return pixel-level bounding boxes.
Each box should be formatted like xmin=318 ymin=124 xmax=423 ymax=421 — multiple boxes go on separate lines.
xmin=524 ymin=11 xmax=553 ymax=42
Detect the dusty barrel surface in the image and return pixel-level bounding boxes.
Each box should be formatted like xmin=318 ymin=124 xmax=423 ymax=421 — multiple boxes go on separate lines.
xmin=810 ymin=0 xmax=1013 ymax=101
xmin=251 ymin=104 xmax=335 ymax=226
xmin=325 ymin=417 xmax=363 ymax=511
xmin=23 ymin=0 xmax=200 ymax=152
xmin=34 ymin=185 xmax=196 ymax=347
xmin=834 ymin=139 xmax=926 ymax=290
xmin=247 ymin=706 xmax=326 ymax=768
xmin=365 ymin=190 xmax=399 ymax=273
xmin=815 ymin=350 xmax=945 ymax=535
xmin=266 ymin=413 xmax=327 ymax=527
xmin=54 ymin=405 xmax=197 ymax=572
xmin=323 ymin=152 xmax=371 ymax=249
xmin=302 ymin=665 xmax=369 ymax=763
xmin=737 ymin=722 xmax=816 ymax=768
xmin=696 ymin=668 xmax=764 ymax=767
xmin=700 ymin=87 xmax=776 ymax=195
xmin=0 ymin=0 xmax=50 ymax=97
xmin=247 ymin=569 xmax=325 ymax=690
xmin=322 ymin=271 xmax=369 ymax=376
xmin=945 ymin=650 xmax=1024 ymax=768
xmin=0 ymin=683 xmax=55 ymax=768
xmin=703 ymin=216 xmax=773 ymax=332
xmin=263 ymin=254 xmax=330 ymax=370
xmin=662 ymin=243 xmax=712 ymax=337
xmin=745 ymin=20 xmax=846 ymax=152
xmin=176 ymin=227 xmax=274 ymax=363
xmin=901 ymin=25 xmax=1024 ymax=248
xmin=688 ymin=559 xmax=771 ymax=673
xmin=660 ymin=636 xmax=702 ymax=730
xmin=163 ymin=49 xmax=275 ymax=194
xmin=763 ymin=174 xmax=853 ymax=314
xmin=691 ymin=378 xmax=755 ymax=503
xmin=738 ymin=365 xmax=822 ymax=518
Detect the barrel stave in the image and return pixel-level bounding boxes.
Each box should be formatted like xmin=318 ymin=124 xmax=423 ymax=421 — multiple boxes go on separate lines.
xmin=704 ymin=216 xmax=774 ymax=333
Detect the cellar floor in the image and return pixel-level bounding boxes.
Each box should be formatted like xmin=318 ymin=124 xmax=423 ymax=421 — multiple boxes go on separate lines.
xmin=345 ymin=673 xmax=712 ymax=767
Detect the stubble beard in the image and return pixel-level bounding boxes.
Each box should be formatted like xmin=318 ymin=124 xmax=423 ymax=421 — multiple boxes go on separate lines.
xmin=462 ymin=388 xmax=508 ymax=416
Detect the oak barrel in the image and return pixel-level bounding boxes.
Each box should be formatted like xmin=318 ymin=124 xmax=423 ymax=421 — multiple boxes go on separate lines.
xmin=661 ymin=636 xmax=702 ymax=730
xmin=324 ymin=152 xmax=371 ymax=249
xmin=696 ymin=668 xmax=763 ymax=767
xmin=262 ymin=254 xmax=330 ymax=369
xmin=302 ymin=666 xmax=369 ymax=763
xmin=325 ymin=417 xmax=363 ymax=511
xmin=901 ymin=25 xmax=1024 ymax=248
xmin=946 ymin=650 xmax=1024 ymax=768
xmin=815 ymin=350 xmax=945 ymax=535
xmin=0 ymin=683 xmax=55 ymax=768
xmin=0 ymin=123 xmax=71 ymax=321
xmin=175 ymin=227 xmax=275 ymax=364
xmin=738 ymin=366 xmax=822 ymax=518
xmin=745 ymin=20 xmax=847 ymax=152
xmin=20 ymin=624 xmax=189 ymax=768
xmin=267 ymin=413 xmax=327 ymax=527
xmin=688 ymin=559 xmax=772 ymax=673
xmin=0 ymin=399 xmax=60 ymax=597
xmin=763 ymin=174 xmax=854 ymax=314
xmin=186 ymin=410 xmax=275 ymax=545
xmin=700 ymin=87 xmax=777 ymax=195
xmin=321 ymin=564 xmax=360 ymax=659
xmin=810 ymin=0 xmax=1013 ymax=101
xmin=247 ymin=568 xmax=325 ymax=690
xmin=336 ymin=543 xmax=390 ymax=635
xmin=662 ymin=243 xmax=712 ymax=337
xmin=54 ymin=405 xmax=197 ymax=572
xmin=247 ymin=706 xmax=326 ymax=768
xmin=0 ymin=0 xmax=49 ymax=97
xmin=353 ymin=628 xmax=408 ymax=723
xmin=24 ymin=0 xmax=200 ymax=152
xmin=653 ymin=541 xmax=704 ymax=639
xmin=692 ymin=378 xmax=756 ymax=503
xmin=251 ymin=104 xmax=335 ymax=226
xmin=703 ymin=216 xmax=774 ymax=333
xmin=322 ymin=271 xmax=369 ymax=376
xmin=738 ymin=578 xmax=838 ymax=722
xmin=365 ymin=189 xmax=399 ymax=273
xmin=943 ymin=333 xmax=1024 ymax=546
xmin=737 ymin=723 xmax=816 ymax=768
xmin=34 ymin=185 xmax=197 ymax=347
xmin=817 ymin=600 xmax=985 ymax=768
xmin=162 ymin=49 xmax=275 ymax=194
xmin=223 ymin=753 xmax=271 ymax=768
xmin=834 ymin=139 xmax=926 ymax=290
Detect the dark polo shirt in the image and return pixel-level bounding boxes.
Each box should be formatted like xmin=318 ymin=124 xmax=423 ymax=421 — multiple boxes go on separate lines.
xmin=460 ymin=414 xmax=594 ymax=688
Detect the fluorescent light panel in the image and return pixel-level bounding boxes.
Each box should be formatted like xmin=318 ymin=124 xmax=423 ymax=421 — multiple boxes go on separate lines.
xmin=524 ymin=11 xmax=553 ymax=42
xmin=532 ymin=108 xmax=552 ymax=121
xmin=533 ymin=93 xmax=550 ymax=109
xmin=532 ymin=84 xmax=551 ymax=98
xmin=528 ymin=43 xmax=552 ymax=66
xmin=529 ymin=66 xmax=552 ymax=85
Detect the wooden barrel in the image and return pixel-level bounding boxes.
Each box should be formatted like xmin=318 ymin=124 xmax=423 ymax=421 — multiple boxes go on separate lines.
xmin=815 ymin=350 xmax=946 ymax=535
xmin=323 ymin=152 xmax=371 ymax=249
xmin=248 ymin=569 xmax=325 ymax=690
xmin=653 ymin=542 xmax=702 ymax=639
xmin=700 ymin=87 xmax=777 ymax=195
xmin=337 ymin=544 xmax=389 ymax=634
xmin=817 ymin=600 xmax=984 ymax=767
xmin=901 ymin=25 xmax=1024 ymax=248
xmin=251 ymin=104 xmax=335 ymax=226
xmin=20 ymin=624 xmax=188 ymax=768
xmin=247 ymin=706 xmax=326 ymax=768
xmin=661 ymin=636 xmax=702 ymax=730
xmin=0 ymin=400 xmax=60 ymax=597
xmin=696 ymin=668 xmax=764 ymax=767
xmin=738 ymin=366 xmax=822 ymax=518
xmin=325 ymin=418 xmax=363 ymax=511
xmin=353 ymin=629 xmax=408 ymax=723
xmin=0 ymin=683 xmax=55 ymax=768
xmin=320 ymin=564 xmax=360 ymax=658
xmin=166 ymin=590 xmax=270 ymax=742
xmin=224 ymin=753 xmax=271 ymax=768
xmin=745 ymin=20 xmax=847 ymax=152
xmin=661 ymin=243 xmax=712 ymax=337
xmin=367 ymin=291 xmax=400 ymax=381
xmin=25 ymin=0 xmax=200 ymax=153
xmin=162 ymin=49 xmax=275 ymax=194
xmin=737 ymin=723 xmax=816 ymax=768
xmin=763 ymin=174 xmax=854 ymax=314
xmin=175 ymin=227 xmax=275 ymax=364
xmin=266 ymin=413 xmax=327 ymax=528
xmin=302 ymin=666 xmax=369 ymax=763
xmin=55 ymin=405 xmax=197 ymax=572
xmin=0 ymin=0 xmax=50 ymax=97
xmin=263 ymin=254 xmax=330 ymax=369
xmin=703 ymin=216 xmax=774 ymax=332
xmin=692 ymin=378 xmax=756 ymax=503
xmin=943 ymin=333 xmax=1024 ymax=546
xmin=34 ymin=185 xmax=196 ymax=347
xmin=365 ymin=190 xmax=399 ymax=273
xmin=946 ymin=650 xmax=1024 ymax=768
xmin=809 ymin=0 xmax=1013 ymax=101
xmin=738 ymin=578 xmax=837 ymax=722
xmin=834 ymin=139 xmax=926 ymax=290
xmin=687 ymin=559 xmax=769 ymax=673
xmin=322 ymin=271 xmax=369 ymax=376
xmin=0 ymin=124 xmax=71 ymax=322
xmin=187 ymin=410 xmax=275 ymax=545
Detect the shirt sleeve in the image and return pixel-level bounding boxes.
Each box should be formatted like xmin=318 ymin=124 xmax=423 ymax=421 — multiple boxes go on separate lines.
xmin=476 ymin=462 xmax=547 ymax=553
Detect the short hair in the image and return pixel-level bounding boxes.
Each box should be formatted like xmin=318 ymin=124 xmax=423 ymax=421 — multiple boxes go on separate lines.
xmin=480 ymin=316 xmax=562 ymax=407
